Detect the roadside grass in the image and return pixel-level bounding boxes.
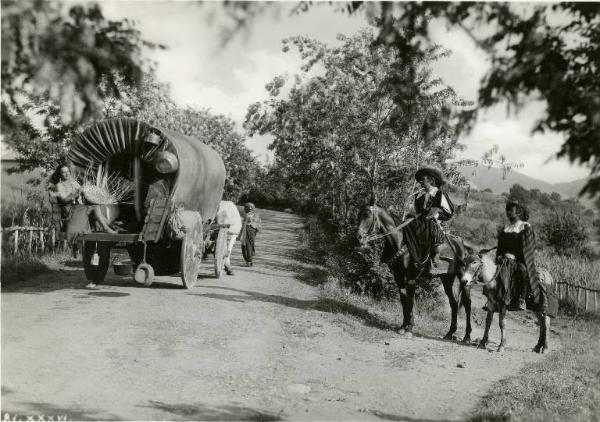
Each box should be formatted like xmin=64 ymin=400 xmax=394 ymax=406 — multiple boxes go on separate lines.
xmin=1 ymin=250 xmax=75 ymax=287
xmin=469 ymin=312 xmax=600 ymax=422
xmin=537 ymin=249 xmax=600 ymax=291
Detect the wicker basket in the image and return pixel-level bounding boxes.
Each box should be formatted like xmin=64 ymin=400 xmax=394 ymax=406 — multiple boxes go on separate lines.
xmin=113 ymin=262 xmax=133 ymax=276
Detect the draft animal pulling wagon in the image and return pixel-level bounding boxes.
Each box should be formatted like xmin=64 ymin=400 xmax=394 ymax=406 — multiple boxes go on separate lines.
xmin=66 ymin=118 xmax=230 ymax=288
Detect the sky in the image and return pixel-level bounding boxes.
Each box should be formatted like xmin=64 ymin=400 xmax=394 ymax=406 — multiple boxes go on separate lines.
xmin=3 ymin=0 xmax=589 ymax=184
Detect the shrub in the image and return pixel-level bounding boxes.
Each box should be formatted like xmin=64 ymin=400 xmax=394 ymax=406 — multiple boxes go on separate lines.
xmin=541 ymin=211 xmax=590 ymax=256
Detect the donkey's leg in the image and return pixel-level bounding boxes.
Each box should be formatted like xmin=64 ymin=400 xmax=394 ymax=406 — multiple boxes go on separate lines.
xmin=541 ymin=314 xmax=550 ymax=353
xmin=497 ymin=307 xmax=507 ymax=352
xmin=478 ymin=311 xmax=493 ymax=349
xmin=533 ymin=312 xmax=544 ymax=353
xmin=462 ymin=284 xmax=473 ymax=343
xmin=442 ymin=275 xmax=458 ymax=340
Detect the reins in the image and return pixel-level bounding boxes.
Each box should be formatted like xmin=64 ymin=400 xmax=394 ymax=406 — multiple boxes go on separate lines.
xmin=362 ymin=215 xmax=418 ymax=242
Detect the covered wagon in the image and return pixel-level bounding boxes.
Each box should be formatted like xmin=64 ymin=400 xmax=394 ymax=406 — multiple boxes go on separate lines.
xmin=66 ymin=118 xmax=230 ymax=288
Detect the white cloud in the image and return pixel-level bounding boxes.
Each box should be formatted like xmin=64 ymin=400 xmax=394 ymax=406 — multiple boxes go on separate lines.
xmin=428 ymin=21 xmax=490 ymax=101
xmin=457 ymin=103 xmax=589 ymax=183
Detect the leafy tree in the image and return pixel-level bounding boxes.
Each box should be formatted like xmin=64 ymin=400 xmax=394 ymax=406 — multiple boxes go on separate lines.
xmin=1 ymin=1 xmax=161 ymax=176
xmin=507 ymin=184 xmax=530 ymax=205
xmin=542 ymin=211 xmax=590 ymax=256
xmin=245 ymin=29 xmax=468 ymax=224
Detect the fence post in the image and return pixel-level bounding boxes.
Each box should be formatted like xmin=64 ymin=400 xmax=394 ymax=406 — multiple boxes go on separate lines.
xmin=27 ymin=229 xmax=33 ymax=253
xmin=577 ymin=288 xmax=583 ymax=310
xmin=557 ymin=283 xmax=562 ymax=301
xmin=566 ymin=283 xmax=569 ymax=303
xmin=50 ymin=227 xmax=56 ymax=252
xmin=595 ymin=292 xmax=598 ymax=313
xmin=585 ymin=290 xmax=589 ymax=312
xmin=39 ymin=230 xmax=45 ymax=254
xmin=13 ymin=229 xmax=19 ymax=254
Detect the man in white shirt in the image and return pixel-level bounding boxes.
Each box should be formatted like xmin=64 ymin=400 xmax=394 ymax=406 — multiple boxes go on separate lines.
xmin=216 ymin=200 xmax=242 ymax=275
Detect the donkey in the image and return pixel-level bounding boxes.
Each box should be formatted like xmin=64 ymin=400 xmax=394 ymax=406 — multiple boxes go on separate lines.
xmin=461 ymin=249 xmax=554 ymax=353
xmin=357 ymin=204 xmax=475 ymax=341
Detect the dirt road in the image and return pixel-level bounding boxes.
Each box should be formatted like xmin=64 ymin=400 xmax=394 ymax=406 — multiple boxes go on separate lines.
xmin=2 ymin=209 xmax=558 ymax=421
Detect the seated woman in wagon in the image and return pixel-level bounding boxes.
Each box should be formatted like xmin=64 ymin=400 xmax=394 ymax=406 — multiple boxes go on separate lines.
xmin=48 ymin=163 xmax=118 ymax=235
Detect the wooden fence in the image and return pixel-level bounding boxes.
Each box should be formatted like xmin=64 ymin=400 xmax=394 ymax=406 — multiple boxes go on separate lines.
xmin=555 ymin=281 xmax=600 ymax=313
xmin=1 ymin=226 xmax=67 ymax=255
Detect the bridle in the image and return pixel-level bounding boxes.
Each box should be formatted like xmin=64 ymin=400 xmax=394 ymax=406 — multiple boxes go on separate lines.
xmin=358 ymin=206 xmax=385 ymax=243
xmin=359 ymin=206 xmax=416 ymax=243
xmin=463 ymin=249 xmax=499 ymax=285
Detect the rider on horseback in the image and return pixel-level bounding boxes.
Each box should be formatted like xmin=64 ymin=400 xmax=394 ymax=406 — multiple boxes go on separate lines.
xmin=403 ymin=167 xmax=454 ymax=275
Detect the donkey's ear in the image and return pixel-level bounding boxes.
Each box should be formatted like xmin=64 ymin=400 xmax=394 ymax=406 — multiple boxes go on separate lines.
xmin=462 ymin=240 xmax=476 ymax=256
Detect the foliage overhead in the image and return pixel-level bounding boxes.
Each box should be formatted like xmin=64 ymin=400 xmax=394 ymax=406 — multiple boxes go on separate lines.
xmin=1 ymin=1 xmax=161 ymax=126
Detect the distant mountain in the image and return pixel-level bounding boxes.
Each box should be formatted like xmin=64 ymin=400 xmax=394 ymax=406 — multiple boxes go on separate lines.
xmin=457 ymin=165 xmax=596 ymax=208
xmin=553 ymin=178 xmax=588 ymax=197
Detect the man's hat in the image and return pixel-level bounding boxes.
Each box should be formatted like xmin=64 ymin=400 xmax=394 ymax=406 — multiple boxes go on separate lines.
xmin=415 ymin=167 xmax=444 ymax=187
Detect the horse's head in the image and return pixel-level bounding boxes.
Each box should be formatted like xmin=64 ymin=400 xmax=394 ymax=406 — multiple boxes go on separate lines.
xmin=357 ymin=204 xmax=382 ymax=248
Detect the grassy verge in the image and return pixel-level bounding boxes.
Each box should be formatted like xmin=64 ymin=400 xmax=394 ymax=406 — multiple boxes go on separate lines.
xmin=1 ymin=250 xmax=73 ymax=286
xmin=470 ymin=312 xmax=600 ymax=422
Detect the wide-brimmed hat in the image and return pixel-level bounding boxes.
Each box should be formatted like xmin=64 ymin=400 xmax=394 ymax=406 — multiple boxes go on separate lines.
xmin=415 ymin=167 xmax=444 ymax=187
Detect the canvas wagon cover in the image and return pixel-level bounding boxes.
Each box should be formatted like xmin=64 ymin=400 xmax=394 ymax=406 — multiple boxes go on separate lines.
xmin=68 ymin=118 xmax=226 ymax=222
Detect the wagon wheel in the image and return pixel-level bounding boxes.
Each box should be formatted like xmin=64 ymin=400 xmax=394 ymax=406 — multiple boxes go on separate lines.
xmin=214 ymin=229 xmax=228 ymax=279
xmin=180 ymin=220 xmax=203 ymax=289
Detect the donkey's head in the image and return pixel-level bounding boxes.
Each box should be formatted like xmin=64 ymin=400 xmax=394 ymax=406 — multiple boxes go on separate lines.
xmin=460 ymin=248 xmax=497 ymax=285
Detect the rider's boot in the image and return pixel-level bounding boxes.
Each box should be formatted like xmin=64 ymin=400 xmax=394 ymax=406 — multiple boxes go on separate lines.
xmin=429 ymin=244 xmax=442 ymax=275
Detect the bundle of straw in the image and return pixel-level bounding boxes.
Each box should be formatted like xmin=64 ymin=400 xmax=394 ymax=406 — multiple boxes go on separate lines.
xmin=82 ymin=164 xmax=134 ymax=205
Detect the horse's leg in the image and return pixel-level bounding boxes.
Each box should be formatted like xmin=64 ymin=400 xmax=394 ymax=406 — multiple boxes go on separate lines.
xmin=497 ymin=307 xmax=507 ymax=352
xmin=478 ymin=310 xmax=493 ymax=349
xmin=398 ymin=288 xmax=409 ymax=333
xmin=462 ymin=284 xmax=473 ymax=343
xmin=442 ymin=275 xmax=458 ymax=340
xmin=534 ymin=313 xmax=550 ymax=353
xmin=391 ymin=261 xmax=409 ymax=334
xmin=402 ymin=279 xmax=416 ymax=335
